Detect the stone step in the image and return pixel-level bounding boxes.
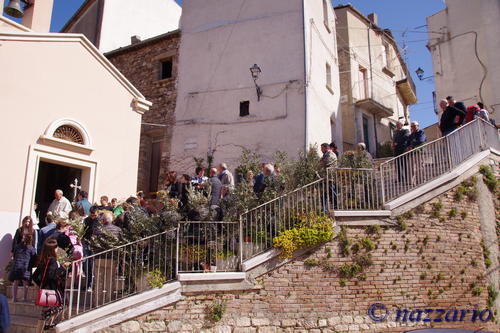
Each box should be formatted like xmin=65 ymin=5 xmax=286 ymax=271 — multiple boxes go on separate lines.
xmin=8 ymin=300 xmax=44 ymax=318
xmin=6 ymin=284 xmax=39 ymax=301
xmin=10 ymin=315 xmax=40 ymax=333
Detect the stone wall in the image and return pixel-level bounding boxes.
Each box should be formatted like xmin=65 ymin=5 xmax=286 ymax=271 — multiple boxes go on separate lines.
xmin=107 ymin=31 xmax=180 ymax=193
xmin=99 ymin=178 xmax=498 ymax=333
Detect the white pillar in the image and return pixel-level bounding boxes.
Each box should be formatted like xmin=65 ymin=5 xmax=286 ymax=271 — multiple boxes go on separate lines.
xmin=22 ymin=0 xmax=54 ymax=32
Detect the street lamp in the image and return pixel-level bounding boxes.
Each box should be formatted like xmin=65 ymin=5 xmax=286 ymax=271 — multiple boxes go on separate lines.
xmin=415 ymin=67 xmax=433 ymax=81
xmin=249 ymin=64 xmax=263 ymax=101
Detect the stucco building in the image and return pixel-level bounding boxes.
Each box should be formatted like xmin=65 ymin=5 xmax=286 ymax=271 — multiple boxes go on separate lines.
xmin=0 ymin=0 xmax=150 ymax=275
xmin=60 ymin=0 xmax=181 ymax=53
xmin=427 ymin=0 xmax=499 ymax=122
xmin=334 ymin=5 xmax=417 ymax=156
xmin=169 ymin=0 xmax=342 ymax=174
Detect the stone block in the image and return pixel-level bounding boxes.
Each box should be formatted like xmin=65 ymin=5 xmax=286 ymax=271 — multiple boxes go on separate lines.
xmin=142 ymin=320 xmax=166 ymax=332
xmin=252 ymin=318 xmax=270 ymax=326
xmin=120 ymin=321 xmax=142 ymax=333
xmin=236 ymin=317 xmax=251 ymax=327
xmin=166 ymin=320 xmax=183 ymax=332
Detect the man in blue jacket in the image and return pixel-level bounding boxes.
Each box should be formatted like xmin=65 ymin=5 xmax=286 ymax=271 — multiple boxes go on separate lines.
xmin=407 ymin=121 xmax=427 ymax=150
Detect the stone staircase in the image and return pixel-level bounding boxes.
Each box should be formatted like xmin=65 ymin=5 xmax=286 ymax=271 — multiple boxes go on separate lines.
xmin=6 ymin=285 xmax=44 ymax=333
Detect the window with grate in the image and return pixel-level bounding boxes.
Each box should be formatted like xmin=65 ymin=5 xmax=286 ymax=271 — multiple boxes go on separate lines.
xmin=53 ymin=125 xmax=84 ymax=144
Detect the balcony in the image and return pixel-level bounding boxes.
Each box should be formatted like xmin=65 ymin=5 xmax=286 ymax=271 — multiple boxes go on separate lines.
xmin=396 ymin=77 xmax=417 ymax=105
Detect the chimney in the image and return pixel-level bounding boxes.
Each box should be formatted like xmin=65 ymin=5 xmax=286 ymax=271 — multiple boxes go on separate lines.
xmin=367 ymin=13 xmax=378 ymax=26
xmin=131 ymin=35 xmax=142 ymax=45
xmin=22 ymin=0 xmax=54 ymax=32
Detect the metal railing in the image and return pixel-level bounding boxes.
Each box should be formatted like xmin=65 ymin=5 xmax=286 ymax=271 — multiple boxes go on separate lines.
xmin=62 ymin=229 xmax=177 ymax=320
xmin=380 ymin=118 xmax=499 ymax=202
xmin=177 ymin=221 xmax=240 ymax=273
xmin=327 ymin=168 xmax=381 ymax=210
xmin=239 ymin=178 xmax=329 ymax=261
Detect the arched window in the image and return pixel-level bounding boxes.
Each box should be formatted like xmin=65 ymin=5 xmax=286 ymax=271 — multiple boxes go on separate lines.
xmin=53 ymin=125 xmax=85 ymax=144
xmin=40 ymin=119 xmax=93 ymax=154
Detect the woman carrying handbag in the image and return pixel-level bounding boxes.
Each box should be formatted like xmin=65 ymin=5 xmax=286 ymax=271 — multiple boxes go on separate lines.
xmin=32 ymin=238 xmax=69 ymax=331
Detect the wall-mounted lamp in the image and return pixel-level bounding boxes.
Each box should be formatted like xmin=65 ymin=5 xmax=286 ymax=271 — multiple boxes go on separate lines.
xmin=415 ymin=67 xmax=433 ymax=81
xmin=249 ymin=64 xmax=263 ymax=101
xmin=3 ymin=0 xmax=32 ymax=18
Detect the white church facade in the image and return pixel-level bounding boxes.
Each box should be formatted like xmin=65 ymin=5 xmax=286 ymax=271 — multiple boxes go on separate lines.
xmin=0 ymin=0 xmax=151 ymax=275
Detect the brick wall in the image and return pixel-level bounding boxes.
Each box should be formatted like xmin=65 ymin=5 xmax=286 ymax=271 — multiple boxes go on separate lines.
xmin=107 ymin=31 xmax=180 ymax=193
xmin=99 ymin=179 xmax=498 ymax=333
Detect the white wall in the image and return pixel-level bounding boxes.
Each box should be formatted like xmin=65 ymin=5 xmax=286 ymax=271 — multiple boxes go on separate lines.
xmin=170 ymin=0 xmax=307 ymax=174
xmin=427 ymin=0 xmax=500 ymax=120
xmin=303 ymin=0 xmax=342 ymax=151
xmin=97 ymin=0 xmax=181 ymax=52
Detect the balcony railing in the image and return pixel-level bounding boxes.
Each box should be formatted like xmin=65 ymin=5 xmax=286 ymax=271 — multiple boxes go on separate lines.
xmin=177 ymin=221 xmax=240 ymax=273
xmin=380 ymin=118 xmax=499 ymax=202
xmin=63 ymin=229 xmax=177 ymax=320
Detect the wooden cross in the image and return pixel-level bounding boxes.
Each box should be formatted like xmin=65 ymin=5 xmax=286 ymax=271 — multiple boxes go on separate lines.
xmin=70 ymin=178 xmax=81 ymax=202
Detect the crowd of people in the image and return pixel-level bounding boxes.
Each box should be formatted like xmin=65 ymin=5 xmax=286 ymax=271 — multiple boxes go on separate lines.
xmin=438 ymin=96 xmax=492 ymax=136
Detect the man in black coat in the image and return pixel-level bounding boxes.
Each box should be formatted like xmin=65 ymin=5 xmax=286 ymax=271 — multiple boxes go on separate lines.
xmin=440 ymin=96 xmax=466 ymax=136
xmin=393 ymin=121 xmax=409 ymax=182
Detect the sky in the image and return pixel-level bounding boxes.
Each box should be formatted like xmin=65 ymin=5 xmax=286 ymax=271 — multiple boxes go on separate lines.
xmin=3 ymin=0 xmax=445 ymax=128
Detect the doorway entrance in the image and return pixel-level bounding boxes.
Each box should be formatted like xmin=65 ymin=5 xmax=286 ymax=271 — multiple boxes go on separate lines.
xmin=35 ymin=161 xmax=82 ymax=227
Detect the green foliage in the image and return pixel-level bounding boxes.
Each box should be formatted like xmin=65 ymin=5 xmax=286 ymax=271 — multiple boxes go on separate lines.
xmin=147 ymin=269 xmax=166 ymax=289
xmin=487 ymin=285 xmax=498 ymax=308
xmin=460 ymin=211 xmax=468 ymax=219
xmin=354 ymin=253 xmax=373 ymax=268
xmin=338 ymin=227 xmax=352 ymax=257
xmin=376 ymin=141 xmax=394 ymax=158
xmin=338 ymin=150 xmax=373 ymax=168
xmin=479 ymin=165 xmax=498 ymax=193
xmin=471 ymin=259 xmax=478 ymax=267
xmin=472 ymin=287 xmax=483 ymax=296
xmin=396 ymin=216 xmax=407 ymax=231
xmin=366 ymin=224 xmax=381 ymax=236
xmin=273 ymin=214 xmax=334 ymax=258
xmin=208 ymin=300 xmax=227 ymax=322
xmin=234 ymin=148 xmax=262 ymax=179
xmin=304 ymin=259 xmax=320 ymax=267
xmin=485 ymin=257 xmax=492 ymax=268
xmin=216 ymin=250 xmax=236 ymax=260
xmin=339 ymin=279 xmax=347 ymax=287
xmin=448 ymin=208 xmax=457 ymax=218
xmin=338 ymin=263 xmax=362 ymax=279
xmin=325 ymin=247 xmax=333 ymax=258
xmin=431 ymin=202 xmax=443 ymax=211
xmin=180 ymin=244 xmax=207 ymax=264
xmin=359 ymin=237 xmax=375 ymax=251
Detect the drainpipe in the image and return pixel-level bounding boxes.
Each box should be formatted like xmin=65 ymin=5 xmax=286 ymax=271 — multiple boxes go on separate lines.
xmin=302 ymin=0 xmax=309 ymax=152
xmin=367 ymin=25 xmax=374 ymax=99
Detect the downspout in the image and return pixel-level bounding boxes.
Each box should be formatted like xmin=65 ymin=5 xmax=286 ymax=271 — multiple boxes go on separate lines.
xmin=367 ymin=25 xmax=373 ymax=99
xmin=302 ymin=0 xmax=309 ymax=152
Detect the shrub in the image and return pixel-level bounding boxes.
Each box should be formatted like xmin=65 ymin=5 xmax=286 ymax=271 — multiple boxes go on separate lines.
xmin=273 ymin=214 xmax=334 ymax=258
xmin=366 ymin=224 xmax=381 ymax=236
xmin=147 ymin=269 xmax=166 ymax=289
xmin=208 ymin=300 xmax=227 ymax=322
xmin=472 ymin=287 xmax=483 ymax=296
xmin=448 ymin=208 xmax=457 ymax=218
xmin=304 ymin=259 xmax=320 ymax=267
xmin=487 ymin=285 xmax=498 ymax=308
xmin=359 ymin=237 xmax=375 ymax=251
xmin=338 ymin=150 xmax=373 ymax=168
xmin=338 ymin=263 xmax=362 ymax=279
xmin=338 ymin=227 xmax=352 ymax=257
xmin=479 ymin=165 xmax=498 ymax=193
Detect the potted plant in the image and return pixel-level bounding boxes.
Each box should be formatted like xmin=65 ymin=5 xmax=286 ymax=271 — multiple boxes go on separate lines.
xmin=215 ymin=250 xmax=238 ymax=271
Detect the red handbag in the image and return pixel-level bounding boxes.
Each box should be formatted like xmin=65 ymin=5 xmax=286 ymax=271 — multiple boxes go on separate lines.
xmin=35 ymin=261 xmax=62 ymax=307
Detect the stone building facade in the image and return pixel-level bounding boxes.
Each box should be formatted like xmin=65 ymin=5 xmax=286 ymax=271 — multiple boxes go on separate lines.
xmin=99 ymin=175 xmax=499 ymax=332
xmin=106 ymin=30 xmax=180 ymax=194
xmin=335 ymin=5 xmax=417 ymax=156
